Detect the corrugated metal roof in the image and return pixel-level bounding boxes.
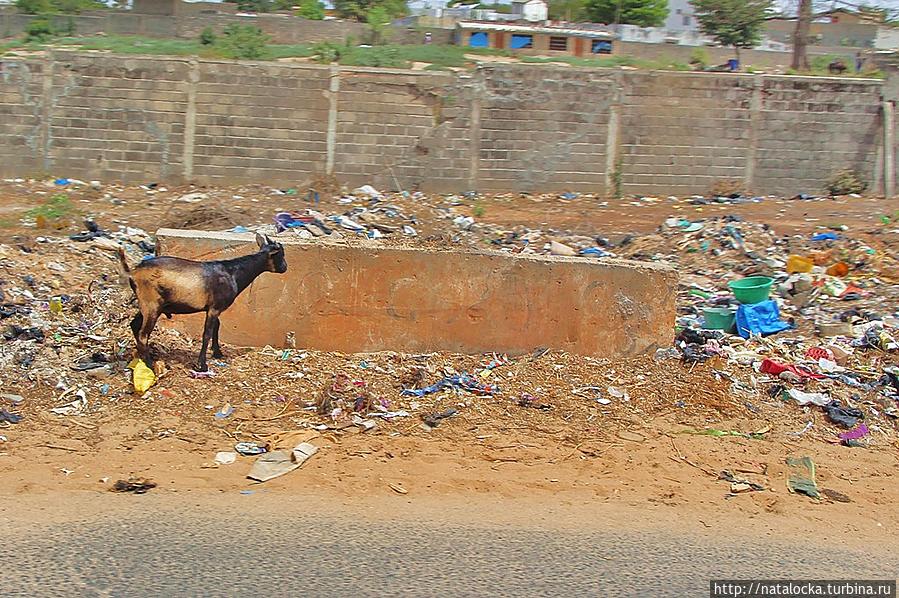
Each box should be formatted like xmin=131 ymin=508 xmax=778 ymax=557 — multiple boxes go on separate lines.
xmin=457 ymin=21 xmax=614 ymax=39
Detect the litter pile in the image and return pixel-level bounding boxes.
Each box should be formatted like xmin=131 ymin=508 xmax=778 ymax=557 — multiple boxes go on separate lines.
xmin=0 ymin=177 xmax=896 ymax=490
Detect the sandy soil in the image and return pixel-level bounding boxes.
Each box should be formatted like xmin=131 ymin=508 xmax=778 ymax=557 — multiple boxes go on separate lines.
xmin=0 ymin=178 xmax=897 ymax=540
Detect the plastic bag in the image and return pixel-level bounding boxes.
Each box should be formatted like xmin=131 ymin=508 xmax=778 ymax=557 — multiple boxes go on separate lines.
xmin=129 ymin=358 xmax=157 ymax=393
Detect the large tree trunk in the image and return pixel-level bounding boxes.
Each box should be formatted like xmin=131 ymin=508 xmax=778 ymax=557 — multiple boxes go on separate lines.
xmin=792 ymin=0 xmax=811 ymax=71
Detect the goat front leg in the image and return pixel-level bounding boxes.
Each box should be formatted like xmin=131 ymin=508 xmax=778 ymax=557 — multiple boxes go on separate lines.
xmin=136 ymin=309 xmax=159 ymax=366
xmin=211 ymin=316 xmax=224 ymax=359
xmin=197 ymin=311 xmax=216 ymax=372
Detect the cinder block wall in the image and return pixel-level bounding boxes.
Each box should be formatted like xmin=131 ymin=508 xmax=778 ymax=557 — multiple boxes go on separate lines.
xmin=155 ymin=228 xmax=678 ymax=357
xmin=0 ymin=52 xmax=892 ymax=196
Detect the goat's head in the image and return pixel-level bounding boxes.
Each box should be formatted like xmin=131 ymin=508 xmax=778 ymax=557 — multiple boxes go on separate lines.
xmin=256 ymin=233 xmax=288 ymax=274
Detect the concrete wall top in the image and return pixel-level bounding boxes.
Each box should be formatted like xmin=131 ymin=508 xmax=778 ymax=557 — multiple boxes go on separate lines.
xmin=154 ymin=228 xmax=678 ymax=358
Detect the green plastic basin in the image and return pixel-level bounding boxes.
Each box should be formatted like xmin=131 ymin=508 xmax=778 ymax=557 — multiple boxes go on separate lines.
xmin=727 ymin=276 xmax=774 ymax=305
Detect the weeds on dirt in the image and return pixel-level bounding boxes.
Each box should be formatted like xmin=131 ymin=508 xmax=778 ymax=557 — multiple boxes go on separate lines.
xmin=826 ymin=169 xmax=867 ymax=196
xmin=473 ymin=203 xmax=486 ymax=218
xmin=24 ymin=193 xmax=74 ymax=224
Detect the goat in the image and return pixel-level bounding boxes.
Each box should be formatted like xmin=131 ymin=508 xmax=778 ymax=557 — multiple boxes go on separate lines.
xmin=118 ymin=233 xmax=287 ymax=372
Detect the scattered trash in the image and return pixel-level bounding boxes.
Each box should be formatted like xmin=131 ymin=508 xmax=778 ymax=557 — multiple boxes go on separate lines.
xmin=50 ymin=389 xmax=87 ymax=416
xmin=719 ymin=470 xmax=765 ymax=493
xmin=388 ymin=482 xmax=408 ymax=494
xmin=786 ymin=456 xmax=820 ymax=499
xmin=235 ymin=442 xmax=267 ymax=456
xmin=214 ymin=403 xmax=234 ymax=419
xmin=215 ymin=451 xmax=238 ymax=465
xmin=838 ymin=423 xmax=869 ymax=443
xmin=111 ymin=477 xmax=157 ymax=494
xmin=822 ymin=488 xmax=851 ymax=503
xmin=421 ymin=408 xmax=458 ymax=428
xmin=129 ymin=358 xmax=157 ymax=393
xmin=517 ymin=393 xmax=552 ymax=410
xmin=0 ymin=409 xmax=22 ymax=424
xmin=607 ymin=386 xmax=630 ymax=402
xmin=823 ymin=400 xmax=864 ymax=428
xmin=246 ymin=442 xmax=318 ymax=482
xmin=785 ymin=389 xmax=830 ymax=407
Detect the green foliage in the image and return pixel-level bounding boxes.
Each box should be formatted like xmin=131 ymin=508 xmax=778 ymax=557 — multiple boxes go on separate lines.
xmin=583 ymin=0 xmax=667 ymax=26
xmin=365 ymin=5 xmax=390 ymax=44
xmin=826 ymin=169 xmax=867 ymax=196
xmin=472 ymin=203 xmax=485 ymax=218
xmin=333 ymin=0 xmax=406 ymax=21
xmin=17 ymin=0 xmax=103 ymax=14
xmin=236 ymin=0 xmax=273 ymax=12
xmin=218 ymin=23 xmax=270 ymax=59
xmin=16 ymin=0 xmax=52 ymax=15
xmin=341 ymin=45 xmax=404 ymax=67
xmin=548 ymin=0 xmax=586 ymax=21
xmin=690 ymin=0 xmax=773 ymax=57
xmin=311 ymin=40 xmax=346 ymax=63
xmin=689 ymin=46 xmax=708 ymax=67
xmin=199 ymin=26 xmax=217 ymax=45
xmin=810 ymin=53 xmax=851 ymax=71
xmin=24 ymin=18 xmax=55 ymax=42
xmin=25 ymin=193 xmax=73 ymax=221
xmin=296 ymin=0 xmax=325 ymax=19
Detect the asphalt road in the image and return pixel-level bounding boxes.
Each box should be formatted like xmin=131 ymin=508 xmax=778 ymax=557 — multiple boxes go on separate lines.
xmin=2 ymin=495 xmax=896 ymax=597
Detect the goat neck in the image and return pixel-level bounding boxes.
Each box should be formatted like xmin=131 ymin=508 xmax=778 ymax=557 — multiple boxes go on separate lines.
xmin=221 ymin=250 xmax=269 ymax=295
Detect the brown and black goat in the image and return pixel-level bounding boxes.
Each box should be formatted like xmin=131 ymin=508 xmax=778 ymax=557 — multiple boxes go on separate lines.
xmin=119 ymin=233 xmax=288 ymax=372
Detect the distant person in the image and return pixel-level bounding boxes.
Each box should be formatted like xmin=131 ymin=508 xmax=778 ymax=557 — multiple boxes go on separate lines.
xmin=424 ymin=32 xmax=433 ymax=45
xmin=855 ymin=52 xmax=863 ymax=73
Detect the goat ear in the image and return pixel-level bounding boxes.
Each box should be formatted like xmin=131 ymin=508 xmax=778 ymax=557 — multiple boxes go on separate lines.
xmin=255 ymin=232 xmax=266 ymax=248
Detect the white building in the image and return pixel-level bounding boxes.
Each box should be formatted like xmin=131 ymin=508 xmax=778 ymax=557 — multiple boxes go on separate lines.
xmin=664 ymin=0 xmax=699 ymax=33
xmin=875 ymin=26 xmax=899 ymax=50
xmin=510 ymin=0 xmax=547 ymax=23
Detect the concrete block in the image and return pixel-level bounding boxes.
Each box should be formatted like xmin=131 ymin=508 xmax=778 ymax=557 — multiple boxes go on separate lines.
xmin=155 ymin=229 xmax=677 ymax=358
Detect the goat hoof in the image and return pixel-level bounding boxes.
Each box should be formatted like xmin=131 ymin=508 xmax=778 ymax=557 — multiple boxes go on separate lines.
xmin=212 ymin=351 xmax=224 ymax=359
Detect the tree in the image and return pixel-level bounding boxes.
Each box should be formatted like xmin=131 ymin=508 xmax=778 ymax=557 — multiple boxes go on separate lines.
xmin=791 ymin=0 xmax=810 ymax=71
xmin=690 ymin=0 xmax=774 ymax=61
xmin=296 ymin=0 xmax=325 ymax=19
xmin=16 ymin=0 xmax=103 ymax=14
xmin=365 ymin=5 xmax=390 ymax=44
xmin=549 ymin=0 xmax=586 ymax=22
xmin=333 ymin=0 xmax=406 ymax=21
xmin=218 ymin=23 xmax=270 ymax=59
xmin=583 ymin=0 xmax=667 ymax=26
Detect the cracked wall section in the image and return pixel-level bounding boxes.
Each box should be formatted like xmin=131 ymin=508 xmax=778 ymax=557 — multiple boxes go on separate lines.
xmin=0 ymin=59 xmax=47 ymax=177
xmin=477 ymin=65 xmax=615 ymax=193
xmin=45 ymin=53 xmax=190 ymax=183
xmin=332 ymin=69 xmax=472 ymax=192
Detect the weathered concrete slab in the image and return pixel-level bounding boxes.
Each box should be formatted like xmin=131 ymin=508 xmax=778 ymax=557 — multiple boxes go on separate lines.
xmin=155 ymin=229 xmax=677 ymax=357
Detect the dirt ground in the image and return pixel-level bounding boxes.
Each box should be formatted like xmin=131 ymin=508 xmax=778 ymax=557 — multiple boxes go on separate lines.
xmin=0 ymin=178 xmax=897 ymax=541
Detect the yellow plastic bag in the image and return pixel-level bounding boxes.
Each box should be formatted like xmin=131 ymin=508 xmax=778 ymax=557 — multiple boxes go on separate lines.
xmin=129 ymin=358 xmax=157 ymax=393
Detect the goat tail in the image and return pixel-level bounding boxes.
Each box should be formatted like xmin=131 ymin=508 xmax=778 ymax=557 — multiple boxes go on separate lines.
xmin=116 ymin=246 xmax=132 ymax=276
xmin=111 ymin=245 xmax=136 ymax=293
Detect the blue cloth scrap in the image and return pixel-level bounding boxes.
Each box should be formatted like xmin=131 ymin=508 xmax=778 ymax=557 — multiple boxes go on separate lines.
xmin=735 ymin=300 xmax=792 ymax=339
xmin=811 ymin=232 xmax=839 ymax=241
xmin=402 ymin=373 xmax=496 ymax=397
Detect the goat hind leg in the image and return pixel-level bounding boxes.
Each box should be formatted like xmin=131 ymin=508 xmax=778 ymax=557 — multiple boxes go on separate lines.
xmin=211 ymin=316 xmax=224 ymax=359
xmin=137 ymin=310 xmax=159 ymax=366
xmin=197 ymin=312 xmax=216 ymax=372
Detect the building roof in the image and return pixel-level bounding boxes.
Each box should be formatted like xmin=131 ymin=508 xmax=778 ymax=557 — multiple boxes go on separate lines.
xmin=457 ymin=21 xmax=614 ymax=38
